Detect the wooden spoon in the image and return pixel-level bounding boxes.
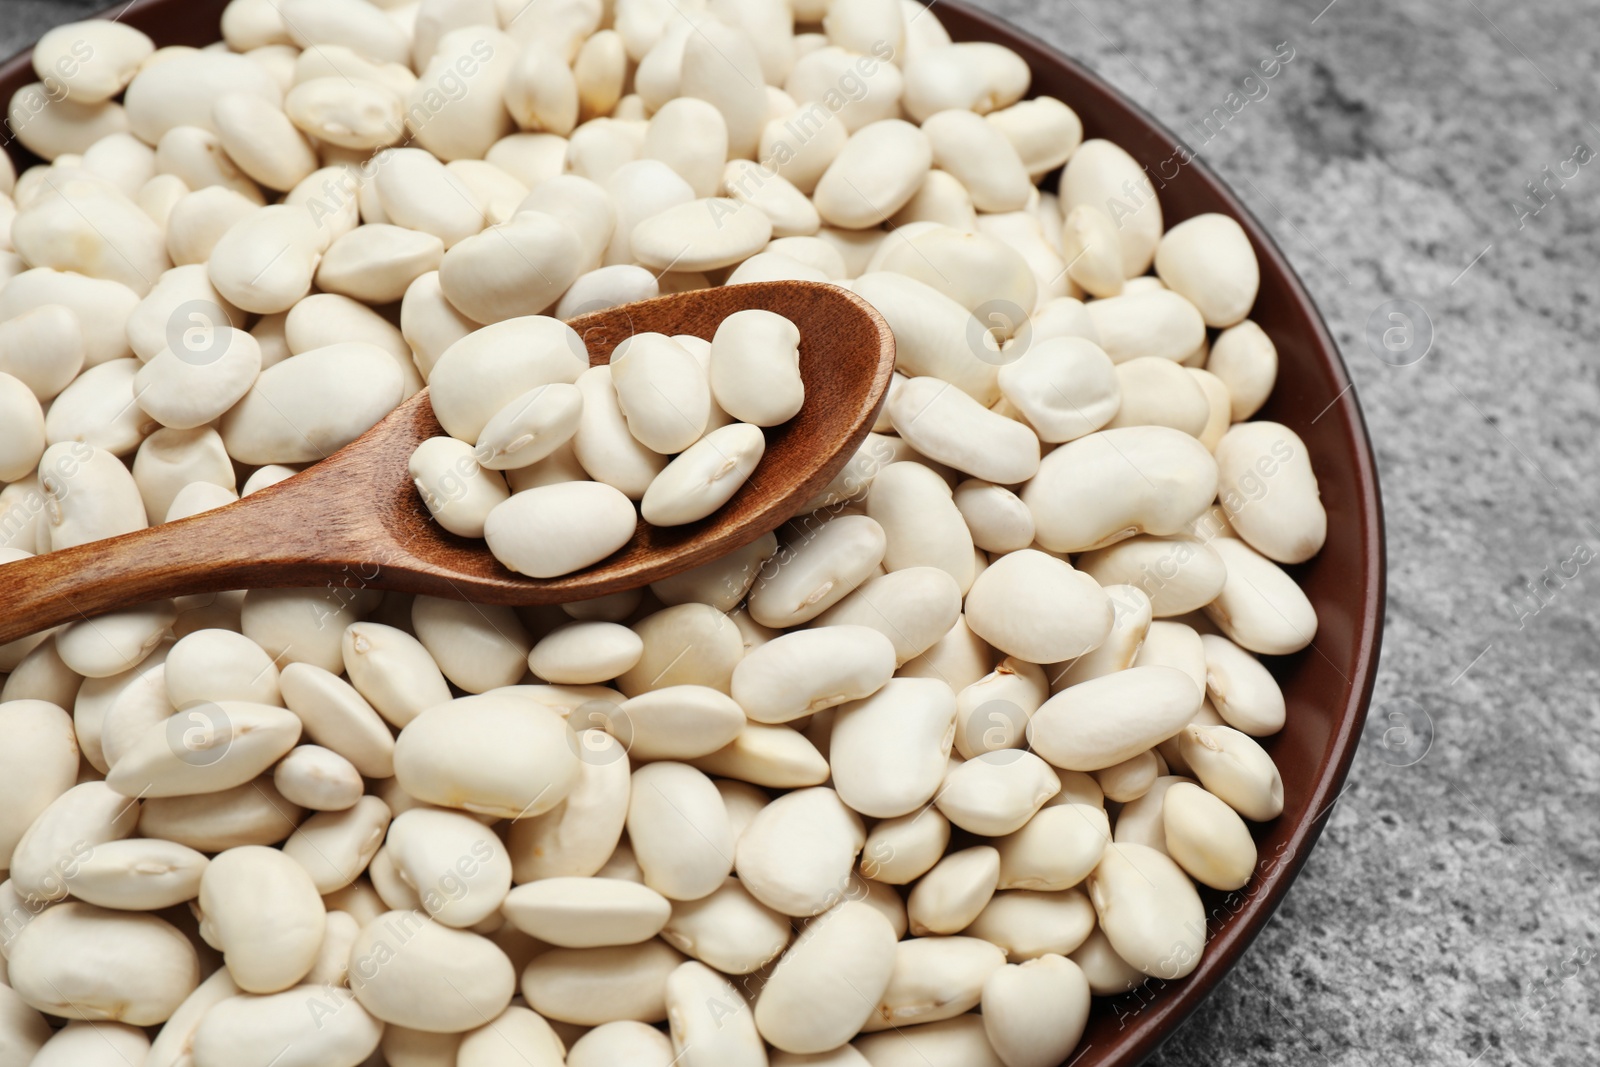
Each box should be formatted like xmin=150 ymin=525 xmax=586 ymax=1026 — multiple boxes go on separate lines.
xmin=0 ymin=282 xmax=895 ymax=646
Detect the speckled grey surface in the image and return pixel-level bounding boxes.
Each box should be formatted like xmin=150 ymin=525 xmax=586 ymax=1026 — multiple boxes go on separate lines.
xmin=5 ymin=1 xmax=1599 ymax=1065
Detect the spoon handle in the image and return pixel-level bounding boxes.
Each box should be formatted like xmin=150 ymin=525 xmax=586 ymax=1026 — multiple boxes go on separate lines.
xmin=0 ymin=480 xmax=385 ymax=647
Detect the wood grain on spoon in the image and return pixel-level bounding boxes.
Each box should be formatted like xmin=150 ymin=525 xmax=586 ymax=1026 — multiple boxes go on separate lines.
xmin=0 ymin=282 xmax=895 ymax=646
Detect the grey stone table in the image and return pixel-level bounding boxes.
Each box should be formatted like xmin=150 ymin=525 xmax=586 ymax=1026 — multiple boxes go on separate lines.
xmin=5 ymin=1 xmax=1597 ymax=1065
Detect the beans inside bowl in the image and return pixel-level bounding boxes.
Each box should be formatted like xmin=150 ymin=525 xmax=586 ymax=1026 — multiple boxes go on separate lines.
xmin=0 ymin=1 xmax=1382 ymax=1065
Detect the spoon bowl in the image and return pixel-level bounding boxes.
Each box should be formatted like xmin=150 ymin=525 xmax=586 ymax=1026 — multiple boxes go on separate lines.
xmin=0 ymin=281 xmax=894 ymax=645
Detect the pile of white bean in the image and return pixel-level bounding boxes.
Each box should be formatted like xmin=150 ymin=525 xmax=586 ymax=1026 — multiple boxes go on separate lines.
xmin=411 ymin=308 xmax=804 ymax=578
xmin=0 ymin=0 xmax=1327 ymax=1065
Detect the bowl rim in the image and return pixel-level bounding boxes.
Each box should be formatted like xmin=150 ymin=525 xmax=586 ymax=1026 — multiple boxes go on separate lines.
xmin=0 ymin=3 xmax=1386 ymax=1064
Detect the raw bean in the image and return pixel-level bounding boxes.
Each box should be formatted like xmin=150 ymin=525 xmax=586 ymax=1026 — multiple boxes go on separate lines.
xmin=1057 ymin=138 xmax=1160 ymax=276
xmin=65 ymin=838 xmax=208 ymax=911
xmin=53 ymin=602 xmax=173 ymax=680
xmin=907 ymin=846 xmax=999 ymax=936
xmin=138 ymin=777 xmax=302 ymax=852
xmin=860 ymin=809 xmax=951 ymax=885
xmin=814 ymin=119 xmax=931 ymax=229
xmin=966 ymin=888 xmax=1095 ymax=962
xmin=277 ymin=662 xmax=393 ymax=773
xmin=153 ymin=126 xmax=264 ymax=204
xmin=1094 ymin=750 xmax=1160 ymax=803
xmin=385 ymin=807 xmax=513 ymax=928
xmin=748 ymin=514 xmax=887 ymax=628
xmin=521 ymin=938 xmax=685 ymax=1025
xmin=317 ymin=223 xmax=443 ymax=304
xmin=132 ymin=426 xmax=235 ymax=526
xmin=981 ymin=955 xmax=1091 ymax=1067
xmin=199 ymin=844 xmax=325 ymax=993
xmin=898 ymin=614 xmax=994 ymax=691
xmin=557 ymin=263 xmax=660 ymax=317
xmin=661 ymin=877 xmax=791 ymax=975
xmin=936 ymin=751 xmax=1060 ymax=836
xmin=409 ymin=436 xmax=510 ymax=538
xmin=529 ymin=621 xmax=643 ymax=684
xmin=756 ymin=900 xmax=897 ymax=1054
xmin=987 ymin=96 xmax=1083 ymax=178
xmin=953 ymin=480 xmax=1035 ymax=554
xmin=429 ymin=317 xmax=588 ymax=442
xmin=0 ymin=305 xmax=85 ymax=401
xmin=212 ymin=92 xmax=316 ymax=192
xmin=440 ymin=212 xmax=585 ymax=323
xmin=813 ymin=566 xmax=964 ymax=665
xmin=732 ymin=625 xmax=896 ymax=723
xmin=851 ymin=273 xmax=1000 ymax=404
xmin=193 ymin=984 xmax=382 ymax=1067
xmin=1084 ymin=289 xmax=1206 ymax=367
xmin=484 ymin=481 xmax=639 ymax=578
xmin=1068 ymin=926 xmax=1145 ymax=997
xmin=1198 ymin=633 xmax=1285 ymax=737
xmin=1045 ymin=576 xmax=1148 ymax=688
xmin=627 ymin=762 xmax=733 ymax=901
xmin=394 ymin=693 xmax=579 ymax=819
xmin=7 ymin=903 xmax=197 ymax=1025
xmin=281 ymin=796 xmax=392 ymax=894
xmin=1180 ymin=723 xmax=1284 ymax=821
xmin=953 ymin=657 xmax=1048 ymax=759
xmin=724 ymin=159 xmax=820 ymax=237
xmin=1134 ymin=621 xmax=1208 ymax=697
xmin=411 ymin=596 xmax=532 ymax=693
xmin=709 ymin=309 xmax=805 ymax=426
xmin=1155 ymin=213 xmax=1259 ymax=328
xmin=691 ymin=720 xmax=829 ymax=787
xmin=868 ymin=461 xmax=976 ymax=594
xmin=645 ymin=97 xmax=727 ymax=197
xmin=1162 ymin=781 xmax=1257 ymax=890
xmin=619 ymin=602 xmax=745 ymax=695
xmin=1029 ymin=666 xmax=1201 ymax=772
xmin=1111 ymin=774 xmax=1191 ymax=854
xmin=1214 ymin=421 xmax=1327 ymax=564
xmin=573 ymin=364 xmax=670 ymax=498
xmin=632 ymin=197 xmax=773 ymax=271
xmin=996 ymin=801 xmax=1109 ymax=891
xmin=0 ymin=700 xmax=80 ymax=870
xmin=864 ymin=936 xmax=1005 ymax=1031
xmin=507 ymin=729 xmax=630 ymax=882
xmin=853 ymin=1014 xmax=1005 ymax=1067
xmin=568 ymin=1021 xmax=677 ymax=1067
xmin=33 ymin=22 xmax=155 ymax=104
xmin=206 ymin=204 xmax=319 ymax=313
xmin=888 ymin=376 xmax=1041 ymax=484
xmin=379 ymin=1025 xmax=464 ymax=1067
xmin=830 ymin=677 xmax=955 ymax=818
xmin=1208 ymin=319 xmax=1277 ymax=421
xmin=1203 ymin=537 xmax=1318 ymax=654
xmin=1024 ymin=426 xmax=1219 ymax=553
xmin=241 ymin=585 xmax=366 ymax=677
xmin=457 ymin=1005 xmax=566 ymax=1067
xmin=666 ymin=960 xmax=767 ymax=1067
xmin=273 ymin=745 xmax=364 ymax=811
xmin=869 ymin=225 xmax=1036 ymax=318
xmin=922 ymin=108 xmax=1033 ymax=212
xmin=166 ymin=186 xmax=258 ymax=267
xmin=106 ymin=700 xmax=301 ymax=799
xmin=1087 ymin=842 xmax=1204 ymax=978
xmin=641 ymin=422 xmax=766 ymax=525
xmin=7 ymin=87 xmax=131 ymax=161
xmin=343 ymin=622 xmax=452 ymax=728
xmin=1076 ymin=534 xmax=1227 ymax=618
xmin=40 ymin=360 xmax=150 ymax=461
xmin=607 ymin=685 xmax=745 ymax=760
xmin=735 ymin=786 xmax=865 ymax=916
xmin=0 ymin=374 xmax=45 ymax=481
xmin=892 ymin=169 xmax=977 ymax=230
xmin=349 ymin=912 xmax=516 ymax=1032
xmin=505 ymin=877 xmax=670 ymax=947
xmin=963 ymin=549 xmax=1112 ymax=664
xmin=473 ymin=383 xmax=585 ymax=470
xmin=1107 ymin=356 xmax=1210 ymax=437
xmin=30 ymin=1020 xmax=151 ymax=1067
xmin=133 ymin=326 xmax=261 ymax=430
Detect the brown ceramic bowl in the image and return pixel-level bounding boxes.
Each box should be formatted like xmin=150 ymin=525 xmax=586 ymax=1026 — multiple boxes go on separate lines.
xmin=1 ymin=3 xmax=1384 ymax=1064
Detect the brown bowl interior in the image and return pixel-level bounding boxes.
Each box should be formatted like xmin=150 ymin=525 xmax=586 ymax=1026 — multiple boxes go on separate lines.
xmin=0 ymin=3 xmax=1385 ymax=1064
